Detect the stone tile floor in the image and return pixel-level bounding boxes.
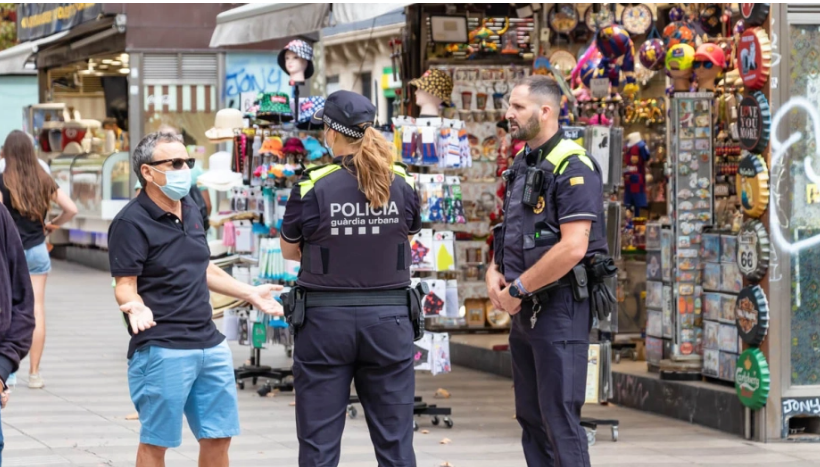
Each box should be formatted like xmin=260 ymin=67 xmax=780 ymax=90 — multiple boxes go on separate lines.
xmin=1 ymin=261 xmax=819 ymax=466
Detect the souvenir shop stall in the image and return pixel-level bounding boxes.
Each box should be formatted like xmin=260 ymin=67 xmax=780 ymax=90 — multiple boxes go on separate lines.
xmin=394 ymin=2 xmax=782 ymax=439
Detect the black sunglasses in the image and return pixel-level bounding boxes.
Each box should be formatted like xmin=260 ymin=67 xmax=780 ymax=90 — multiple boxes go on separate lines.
xmin=146 ymin=158 xmax=196 ymax=170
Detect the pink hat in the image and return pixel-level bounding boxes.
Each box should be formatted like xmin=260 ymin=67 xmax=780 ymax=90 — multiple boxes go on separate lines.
xmin=695 ymin=43 xmax=726 ymax=68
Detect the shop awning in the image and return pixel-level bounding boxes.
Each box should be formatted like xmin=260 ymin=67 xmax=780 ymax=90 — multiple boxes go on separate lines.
xmin=0 ymin=30 xmax=70 ymax=75
xmin=209 ymin=3 xmax=412 ymax=47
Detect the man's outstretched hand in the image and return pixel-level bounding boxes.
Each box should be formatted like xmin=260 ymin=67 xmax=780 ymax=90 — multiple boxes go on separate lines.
xmin=120 ymin=301 xmax=157 ymax=334
xmin=246 ymin=283 xmax=285 ymax=316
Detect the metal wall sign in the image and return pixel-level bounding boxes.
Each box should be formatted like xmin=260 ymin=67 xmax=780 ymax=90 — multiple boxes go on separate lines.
xmin=738 ymin=27 xmax=772 ymax=91
xmin=737 ymin=153 xmax=770 ymax=218
xmin=671 ymin=93 xmax=714 ymax=360
xmin=738 ymin=91 xmax=772 ymax=154
xmin=740 ymin=3 xmax=771 ymax=27
xmin=736 ymin=348 xmax=771 ymax=410
xmin=735 ymin=285 xmax=770 ymax=347
xmin=737 ymin=220 xmax=770 ymax=282
xmin=16 ymin=3 xmax=103 ymax=42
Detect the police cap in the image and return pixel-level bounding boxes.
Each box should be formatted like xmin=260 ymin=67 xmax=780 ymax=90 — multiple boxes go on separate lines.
xmin=310 ymin=90 xmax=375 ymax=139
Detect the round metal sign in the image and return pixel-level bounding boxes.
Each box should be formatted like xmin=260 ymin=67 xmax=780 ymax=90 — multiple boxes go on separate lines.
xmin=738 ymin=27 xmax=772 ymax=91
xmin=735 ymin=285 xmax=770 ymax=347
xmin=737 ymin=220 xmax=770 ymax=282
xmin=735 ymin=348 xmax=771 ymax=410
xmin=740 ymin=3 xmax=770 ymax=27
xmin=738 ymin=91 xmax=771 ymax=154
xmin=736 ymin=153 xmax=770 ymax=218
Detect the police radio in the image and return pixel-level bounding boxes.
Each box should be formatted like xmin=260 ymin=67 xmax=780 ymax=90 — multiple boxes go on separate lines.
xmin=522 ymin=167 xmax=544 ymax=207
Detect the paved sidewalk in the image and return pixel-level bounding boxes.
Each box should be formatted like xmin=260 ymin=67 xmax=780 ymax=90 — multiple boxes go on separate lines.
xmin=1 ymin=261 xmax=819 ymax=466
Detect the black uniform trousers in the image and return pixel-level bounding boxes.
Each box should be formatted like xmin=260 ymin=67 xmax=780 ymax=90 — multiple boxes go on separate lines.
xmin=509 ymin=286 xmax=592 ymax=467
xmin=293 ymin=304 xmax=417 ymax=467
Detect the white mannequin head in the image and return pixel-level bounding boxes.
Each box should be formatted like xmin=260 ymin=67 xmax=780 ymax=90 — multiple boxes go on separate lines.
xmin=415 ymin=88 xmax=443 ymax=116
xmin=284 ymin=50 xmax=308 ymax=82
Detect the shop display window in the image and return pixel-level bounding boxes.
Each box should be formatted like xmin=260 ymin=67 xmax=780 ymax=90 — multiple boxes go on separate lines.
xmin=786 ymin=25 xmax=820 ymax=386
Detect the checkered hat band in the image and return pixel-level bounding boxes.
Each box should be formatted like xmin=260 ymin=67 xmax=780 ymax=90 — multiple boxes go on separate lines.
xmin=323 ymin=115 xmax=365 ymax=139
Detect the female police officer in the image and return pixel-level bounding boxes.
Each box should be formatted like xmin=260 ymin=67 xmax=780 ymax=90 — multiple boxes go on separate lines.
xmin=280 ymin=90 xmax=421 ymax=467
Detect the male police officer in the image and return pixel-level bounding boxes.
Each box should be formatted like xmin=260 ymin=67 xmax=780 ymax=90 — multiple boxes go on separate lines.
xmin=487 ymin=75 xmax=607 ymax=467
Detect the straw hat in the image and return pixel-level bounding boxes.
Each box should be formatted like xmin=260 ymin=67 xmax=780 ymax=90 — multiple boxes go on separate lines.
xmin=205 ymin=109 xmax=244 ymax=142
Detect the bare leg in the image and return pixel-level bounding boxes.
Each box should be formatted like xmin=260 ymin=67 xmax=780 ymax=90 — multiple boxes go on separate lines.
xmin=199 ymin=438 xmax=231 ymax=467
xmin=28 ymin=274 xmax=48 ymax=376
xmin=136 ymin=443 xmax=167 ymax=467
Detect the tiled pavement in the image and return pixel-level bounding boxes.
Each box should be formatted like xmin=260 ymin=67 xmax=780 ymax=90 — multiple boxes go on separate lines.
xmin=2 ymin=261 xmax=820 ymax=466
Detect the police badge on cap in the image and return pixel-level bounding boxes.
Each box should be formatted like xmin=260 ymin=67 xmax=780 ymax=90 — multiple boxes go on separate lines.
xmin=311 ymin=90 xmax=376 ymax=139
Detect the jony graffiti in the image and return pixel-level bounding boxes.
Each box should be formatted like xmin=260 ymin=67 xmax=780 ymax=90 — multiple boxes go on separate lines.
xmin=614 ymin=375 xmax=649 ymax=408
xmin=223 ymin=53 xmax=288 ymax=107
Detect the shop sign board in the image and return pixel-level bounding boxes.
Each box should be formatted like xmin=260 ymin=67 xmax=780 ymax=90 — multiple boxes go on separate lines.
xmin=738 ymin=92 xmax=771 ymax=154
xmin=735 ymin=285 xmax=770 ymax=347
xmin=737 ymin=220 xmax=770 ymax=282
xmin=738 ymin=28 xmax=772 ymax=91
xmin=16 ymin=3 xmax=102 ymax=42
xmin=782 ymin=397 xmax=820 ymax=438
xmin=735 ymin=348 xmax=770 ymax=410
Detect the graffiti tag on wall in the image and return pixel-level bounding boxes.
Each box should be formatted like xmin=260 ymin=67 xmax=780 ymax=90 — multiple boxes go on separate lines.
xmin=224 ymin=53 xmax=288 ymax=109
xmin=781 ymin=397 xmax=820 ymax=438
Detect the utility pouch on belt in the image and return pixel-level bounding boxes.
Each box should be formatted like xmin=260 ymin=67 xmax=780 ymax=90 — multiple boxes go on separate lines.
xmin=570 ymin=264 xmax=589 ymax=302
xmin=283 ymin=287 xmax=306 ymax=329
xmin=587 ymin=254 xmax=618 ymax=322
xmin=409 ymin=282 xmax=428 ymax=341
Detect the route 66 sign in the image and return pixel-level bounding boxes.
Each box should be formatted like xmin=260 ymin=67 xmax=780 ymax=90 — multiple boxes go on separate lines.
xmin=737 ymin=220 xmax=770 ymax=282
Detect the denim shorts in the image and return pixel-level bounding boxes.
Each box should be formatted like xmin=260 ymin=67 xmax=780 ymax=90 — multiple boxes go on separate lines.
xmin=127 ymin=340 xmax=240 ymax=448
xmin=24 ymin=242 xmax=51 ymax=275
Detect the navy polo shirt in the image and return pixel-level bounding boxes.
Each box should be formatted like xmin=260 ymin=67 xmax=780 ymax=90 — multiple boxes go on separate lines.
xmin=108 ymin=191 xmax=222 ymax=359
xmin=525 ymin=131 xmax=608 ymax=258
xmin=281 ymin=156 xmax=422 ymax=244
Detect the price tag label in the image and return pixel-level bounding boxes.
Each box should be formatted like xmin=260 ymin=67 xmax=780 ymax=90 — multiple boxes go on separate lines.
xmin=591 ymin=78 xmax=609 ymax=99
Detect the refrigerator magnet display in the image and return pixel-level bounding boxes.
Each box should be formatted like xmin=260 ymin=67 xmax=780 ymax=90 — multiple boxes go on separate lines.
xmin=737 ymin=220 xmax=770 ymax=282
xmin=738 ymin=92 xmax=771 ymax=154
xmin=738 ymin=28 xmax=772 ymax=90
xmin=736 ymin=153 xmax=770 ymax=218
xmin=740 ymin=3 xmax=770 ymax=27
xmin=735 ymin=348 xmax=771 ymax=410
xmin=735 ymin=285 xmax=770 ymax=347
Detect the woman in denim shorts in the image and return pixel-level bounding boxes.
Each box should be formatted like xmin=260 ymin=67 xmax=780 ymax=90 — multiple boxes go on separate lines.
xmin=0 ymin=131 xmax=77 ymax=389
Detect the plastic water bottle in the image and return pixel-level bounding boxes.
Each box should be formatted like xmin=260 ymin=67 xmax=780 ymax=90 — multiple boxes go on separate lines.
xmin=6 ymin=372 xmax=16 ymax=388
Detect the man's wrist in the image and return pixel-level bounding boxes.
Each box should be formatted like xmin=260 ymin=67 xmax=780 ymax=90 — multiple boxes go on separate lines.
xmin=515 ymin=277 xmax=530 ymax=296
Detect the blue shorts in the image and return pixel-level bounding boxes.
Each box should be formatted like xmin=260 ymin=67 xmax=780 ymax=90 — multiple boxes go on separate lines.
xmin=24 ymin=242 xmax=51 ymax=275
xmin=127 ymin=340 xmax=240 ymax=448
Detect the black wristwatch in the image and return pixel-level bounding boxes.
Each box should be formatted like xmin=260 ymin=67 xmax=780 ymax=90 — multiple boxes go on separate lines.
xmin=508 ymin=284 xmax=523 ymax=299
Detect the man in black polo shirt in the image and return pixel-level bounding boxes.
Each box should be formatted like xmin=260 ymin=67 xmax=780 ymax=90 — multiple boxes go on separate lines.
xmin=108 ymin=132 xmax=282 ymax=467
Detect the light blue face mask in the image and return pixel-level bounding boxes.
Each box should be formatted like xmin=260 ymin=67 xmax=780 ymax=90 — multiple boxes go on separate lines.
xmin=323 ymin=128 xmax=335 ymax=158
xmin=150 ymin=166 xmax=191 ymax=201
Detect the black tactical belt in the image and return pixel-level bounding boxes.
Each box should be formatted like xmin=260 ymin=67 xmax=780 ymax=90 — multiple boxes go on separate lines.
xmin=526 ymin=275 xmax=573 ymax=303
xmin=304 ymin=290 xmax=410 ymax=308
